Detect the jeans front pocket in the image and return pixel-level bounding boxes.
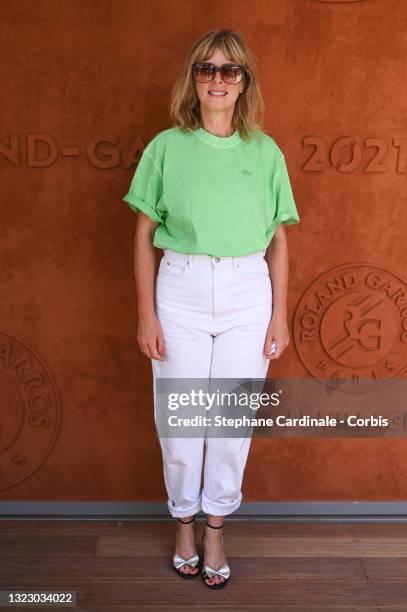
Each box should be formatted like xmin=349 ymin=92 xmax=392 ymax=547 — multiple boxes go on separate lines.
xmin=159 ymin=257 xmax=188 ymax=278
xmin=236 ymin=258 xmax=270 ymax=282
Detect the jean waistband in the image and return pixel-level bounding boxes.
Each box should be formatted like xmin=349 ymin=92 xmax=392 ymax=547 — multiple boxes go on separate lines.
xmin=162 ymin=248 xmax=267 ymax=270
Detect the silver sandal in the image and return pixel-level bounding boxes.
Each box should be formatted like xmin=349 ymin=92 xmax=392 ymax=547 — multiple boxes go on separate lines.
xmin=201 ymin=520 xmax=231 ymax=589
xmin=172 ymin=516 xmax=201 ymax=579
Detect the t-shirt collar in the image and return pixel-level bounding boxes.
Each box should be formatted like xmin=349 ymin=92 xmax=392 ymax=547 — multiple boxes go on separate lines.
xmin=194 ymin=126 xmax=241 ymax=148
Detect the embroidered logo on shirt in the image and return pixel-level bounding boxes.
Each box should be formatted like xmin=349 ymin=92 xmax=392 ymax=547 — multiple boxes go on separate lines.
xmin=241 ymin=169 xmax=252 ymax=175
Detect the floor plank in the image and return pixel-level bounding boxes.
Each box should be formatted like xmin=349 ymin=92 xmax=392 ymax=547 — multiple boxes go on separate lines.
xmin=0 ymin=521 xmax=406 ymax=608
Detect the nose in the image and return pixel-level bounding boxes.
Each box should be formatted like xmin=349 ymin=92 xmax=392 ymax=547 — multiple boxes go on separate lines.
xmin=213 ymin=68 xmax=225 ymax=84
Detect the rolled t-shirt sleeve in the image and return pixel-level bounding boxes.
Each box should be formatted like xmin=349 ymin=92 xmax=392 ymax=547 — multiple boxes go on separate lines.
xmin=270 ymin=152 xmax=300 ymax=228
xmin=122 ymin=149 xmax=164 ymax=223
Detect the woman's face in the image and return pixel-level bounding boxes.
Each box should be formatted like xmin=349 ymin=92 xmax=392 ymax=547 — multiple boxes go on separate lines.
xmin=193 ymin=48 xmax=244 ymax=117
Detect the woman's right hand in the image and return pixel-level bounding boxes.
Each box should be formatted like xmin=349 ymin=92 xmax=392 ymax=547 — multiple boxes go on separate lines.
xmin=137 ymin=311 xmax=165 ymax=360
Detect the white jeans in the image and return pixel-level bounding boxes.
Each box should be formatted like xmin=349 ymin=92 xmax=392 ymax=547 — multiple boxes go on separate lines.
xmin=151 ymin=248 xmax=272 ymax=518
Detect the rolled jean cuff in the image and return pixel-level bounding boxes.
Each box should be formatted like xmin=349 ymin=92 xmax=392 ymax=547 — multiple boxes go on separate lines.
xmin=201 ymin=490 xmax=242 ymax=516
xmin=167 ymin=497 xmax=202 ymax=518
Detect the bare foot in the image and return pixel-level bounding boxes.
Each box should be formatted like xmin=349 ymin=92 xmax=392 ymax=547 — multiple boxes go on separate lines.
xmin=202 ymin=522 xmax=228 ymax=586
xmin=174 ymin=517 xmax=199 ymax=576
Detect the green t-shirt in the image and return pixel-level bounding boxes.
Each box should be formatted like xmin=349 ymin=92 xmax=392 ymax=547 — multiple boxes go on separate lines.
xmin=122 ymin=126 xmax=300 ymax=257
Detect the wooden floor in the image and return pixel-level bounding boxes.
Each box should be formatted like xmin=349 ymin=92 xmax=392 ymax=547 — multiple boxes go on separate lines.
xmin=1 ymin=520 xmax=407 ymax=610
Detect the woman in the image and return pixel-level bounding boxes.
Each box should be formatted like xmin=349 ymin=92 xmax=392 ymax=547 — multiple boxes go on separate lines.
xmin=122 ymin=29 xmax=300 ymax=590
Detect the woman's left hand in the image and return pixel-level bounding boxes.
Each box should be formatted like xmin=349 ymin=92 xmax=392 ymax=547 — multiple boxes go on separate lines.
xmin=263 ymin=313 xmax=290 ymax=360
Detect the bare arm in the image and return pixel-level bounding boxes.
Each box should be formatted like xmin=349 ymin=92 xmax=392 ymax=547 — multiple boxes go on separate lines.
xmin=134 ymin=211 xmax=165 ymax=360
xmin=264 ymin=225 xmax=291 ymax=359
xmin=134 ymin=212 xmax=159 ymax=315
xmin=265 ymin=224 xmax=288 ymax=320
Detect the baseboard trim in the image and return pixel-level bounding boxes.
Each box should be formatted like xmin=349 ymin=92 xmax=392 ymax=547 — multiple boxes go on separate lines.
xmin=1 ymin=501 xmax=407 ymax=521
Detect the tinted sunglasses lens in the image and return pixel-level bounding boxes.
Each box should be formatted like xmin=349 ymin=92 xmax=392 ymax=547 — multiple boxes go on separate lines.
xmin=221 ymin=65 xmax=243 ymax=83
xmin=193 ymin=64 xmax=214 ymax=82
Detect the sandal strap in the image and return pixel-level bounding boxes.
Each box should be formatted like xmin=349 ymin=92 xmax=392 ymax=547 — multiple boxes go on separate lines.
xmin=205 ymin=520 xmax=223 ymax=529
xmin=173 ymin=553 xmax=200 ymax=569
xmin=204 ymin=563 xmax=230 ymax=580
xmin=177 ymin=516 xmax=195 ymax=524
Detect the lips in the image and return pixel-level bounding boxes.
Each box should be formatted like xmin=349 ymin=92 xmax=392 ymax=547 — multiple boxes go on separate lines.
xmin=208 ymin=90 xmax=227 ymax=96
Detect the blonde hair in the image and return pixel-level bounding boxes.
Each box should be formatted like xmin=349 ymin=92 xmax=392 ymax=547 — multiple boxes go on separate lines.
xmin=169 ymin=29 xmax=265 ymax=142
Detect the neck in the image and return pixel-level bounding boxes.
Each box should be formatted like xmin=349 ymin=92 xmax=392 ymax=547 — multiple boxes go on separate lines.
xmin=199 ymin=110 xmax=234 ymax=138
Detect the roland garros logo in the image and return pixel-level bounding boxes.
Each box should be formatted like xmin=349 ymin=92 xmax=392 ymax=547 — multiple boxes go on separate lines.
xmin=293 ymin=264 xmax=407 ymax=390
xmin=0 ymin=329 xmax=61 ymax=490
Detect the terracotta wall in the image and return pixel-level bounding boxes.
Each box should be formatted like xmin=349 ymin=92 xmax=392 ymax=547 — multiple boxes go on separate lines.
xmin=1 ymin=0 xmax=406 ymax=504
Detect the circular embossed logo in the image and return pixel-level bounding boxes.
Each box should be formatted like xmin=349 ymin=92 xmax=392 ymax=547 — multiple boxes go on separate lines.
xmin=0 ymin=329 xmax=61 ymax=490
xmin=293 ymin=264 xmax=407 ymax=390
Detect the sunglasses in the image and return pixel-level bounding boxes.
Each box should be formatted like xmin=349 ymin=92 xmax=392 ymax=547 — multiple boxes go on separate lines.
xmin=192 ymin=62 xmax=245 ymax=84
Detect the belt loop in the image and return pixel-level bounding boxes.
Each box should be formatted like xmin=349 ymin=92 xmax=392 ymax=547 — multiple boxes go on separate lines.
xmin=187 ymin=254 xmax=193 ymax=267
xmin=233 ymin=256 xmax=239 ymax=270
